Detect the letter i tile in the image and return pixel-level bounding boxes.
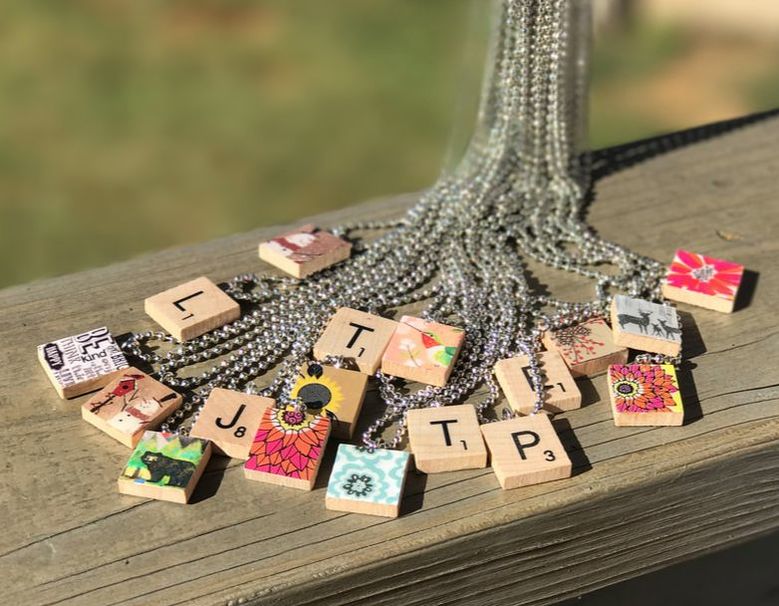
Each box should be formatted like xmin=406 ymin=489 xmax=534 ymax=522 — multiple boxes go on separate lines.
xmin=495 ymin=350 xmax=581 ymax=414
xmin=407 ymin=405 xmax=487 ymax=473
xmin=608 ymin=364 xmax=684 ymax=426
xmin=190 ymin=388 xmax=274 ymax=459
xmin=480 ymin=415 xmax=572 ymax=490
xmin=244 ymin=406 xmax=331 ymax=490
xmin=117 ymin=431 xmax=212 ymax=504
xmin=83 ymin=367 xmax=182 ymax=447
xmin=325 ymin=444 xmax=411 ymax=518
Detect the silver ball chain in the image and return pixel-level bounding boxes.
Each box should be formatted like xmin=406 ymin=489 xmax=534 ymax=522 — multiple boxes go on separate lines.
xmin=119 ymin=0 xmax=671 ymax=450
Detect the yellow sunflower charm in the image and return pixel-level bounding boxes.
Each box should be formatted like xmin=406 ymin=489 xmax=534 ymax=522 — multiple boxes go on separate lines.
xmin=291 ymin=363 xmax=369 ymax=439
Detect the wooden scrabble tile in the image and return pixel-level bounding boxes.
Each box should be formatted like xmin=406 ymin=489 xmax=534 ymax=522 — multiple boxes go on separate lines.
xmin=117 ymin=431 xmax=212 ymax=504
xmin=325 ymin=444 xmax=411 ymax=518
xmin=406 ymin=405 xmax=487 ymax=473
xmin=144 ymin=276 xmax=240 ymax=342
xmin=244 ymin=406 xmax=331 ymax=490
xmin=610 ymin=295 xmax=682 ymax=356
xmin=38 ymin=326 xmax=128 ymax=399
xmin=190 ymin=388 xmax=273 ymax=459
xmin=290 ymin=362 xmax=368 ymax=439
xmin=480 ymin=414 xmax=572 ymax=490
xmin=313 ymin=307 xmax=398 ymax=374
xmin=82 ymin=367 xmax=182 ymax=448
xmin=494 ymin=351 xmax=581 ymax=415
xmin=259 ymin=223 xmax=351 ymax=278
xmin=608 ymin=364 xmax=684 ymax=426
xmin=381 ymin=316 xmax=465 ymax=387
xmin=662 ymin=249 xmax=744 ymax=313
xmin=542 ymin=317 xmax=627 ymax=377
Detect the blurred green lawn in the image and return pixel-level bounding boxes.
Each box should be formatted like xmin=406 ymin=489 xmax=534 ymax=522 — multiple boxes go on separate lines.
xmin=1 ymin=1 xmax=778 ymax=288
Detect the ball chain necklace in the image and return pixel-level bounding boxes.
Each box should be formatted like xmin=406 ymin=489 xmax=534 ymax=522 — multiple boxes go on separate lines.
xmin=126 ymin=0 xmax=663 ymax=440
xmin=39 ymin=0 xmax=746 ymax=511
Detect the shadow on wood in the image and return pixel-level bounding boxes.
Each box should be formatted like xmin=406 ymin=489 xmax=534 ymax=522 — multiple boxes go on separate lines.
xmin=553 ymin=417 xmax=591 ymax=477
xmin=734 ymin=269 xmax=760 ymax=312
xmin=679 ymin=310 xmax=707 ymax=359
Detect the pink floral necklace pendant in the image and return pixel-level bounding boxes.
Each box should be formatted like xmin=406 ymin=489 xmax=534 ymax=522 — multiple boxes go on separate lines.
xmin=243 ymin=405 xmax=331 ymax=490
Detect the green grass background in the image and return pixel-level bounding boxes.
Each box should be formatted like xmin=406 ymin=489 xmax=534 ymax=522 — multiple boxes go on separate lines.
xmin=1 ymin=1 xmax=777 ymax=287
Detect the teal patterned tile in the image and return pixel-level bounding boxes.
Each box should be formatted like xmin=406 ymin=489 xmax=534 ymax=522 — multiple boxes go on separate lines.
xmin=325 ymin=444 xmax=410 ymax=517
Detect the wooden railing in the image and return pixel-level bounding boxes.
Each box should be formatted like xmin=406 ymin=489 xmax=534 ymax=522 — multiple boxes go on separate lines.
xmin=1 ymin=112 xmax=778 ymax=606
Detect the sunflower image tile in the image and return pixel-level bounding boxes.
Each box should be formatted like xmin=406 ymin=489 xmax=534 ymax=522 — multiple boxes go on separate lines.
xmin=607 ymin=364 xmax=684 ymax=427
xmin=291 ymin=362 xmax=368 ymax=439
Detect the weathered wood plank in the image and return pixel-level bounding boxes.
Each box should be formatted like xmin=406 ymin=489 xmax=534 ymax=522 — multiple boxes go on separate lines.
xmin=1 ymin=113 xmax=778 ymax=606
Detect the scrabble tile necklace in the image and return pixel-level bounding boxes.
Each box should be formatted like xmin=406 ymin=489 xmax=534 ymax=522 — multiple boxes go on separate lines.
xmin=37 ymin=0 xmax=745 ymax=509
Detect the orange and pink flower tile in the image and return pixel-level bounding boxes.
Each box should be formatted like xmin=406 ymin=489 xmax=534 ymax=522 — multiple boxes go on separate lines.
xmin=243 ymin=406 xmax=331 ymax=490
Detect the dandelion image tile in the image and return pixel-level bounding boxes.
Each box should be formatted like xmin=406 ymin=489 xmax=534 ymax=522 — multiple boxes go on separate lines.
xmin=546 ymin=317 xmax=613 ymax=365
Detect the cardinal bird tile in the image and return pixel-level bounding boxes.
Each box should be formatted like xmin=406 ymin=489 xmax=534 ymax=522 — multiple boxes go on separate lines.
xmin=259 ymin=224 xmax=351 ymax=278
xmin=661 ymin=249 xmax=744 ymax=313
xmin=381 ymin=316 xmax=465 ymax=387
xmin=82 ymin=368 xmax=183 ymax=447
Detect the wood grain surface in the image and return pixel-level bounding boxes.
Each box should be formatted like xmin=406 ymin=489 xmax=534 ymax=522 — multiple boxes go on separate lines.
xmin=1 ymin=113 xmax=778 ymax=606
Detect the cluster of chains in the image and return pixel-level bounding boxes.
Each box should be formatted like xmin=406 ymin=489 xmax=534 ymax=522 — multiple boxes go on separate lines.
xmin=119 ymin=0 xmax=673 ymax=451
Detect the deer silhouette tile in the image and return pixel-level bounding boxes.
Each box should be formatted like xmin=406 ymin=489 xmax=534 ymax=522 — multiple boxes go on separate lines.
xmin=610 ymin=295 xmax=682 ymax=356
